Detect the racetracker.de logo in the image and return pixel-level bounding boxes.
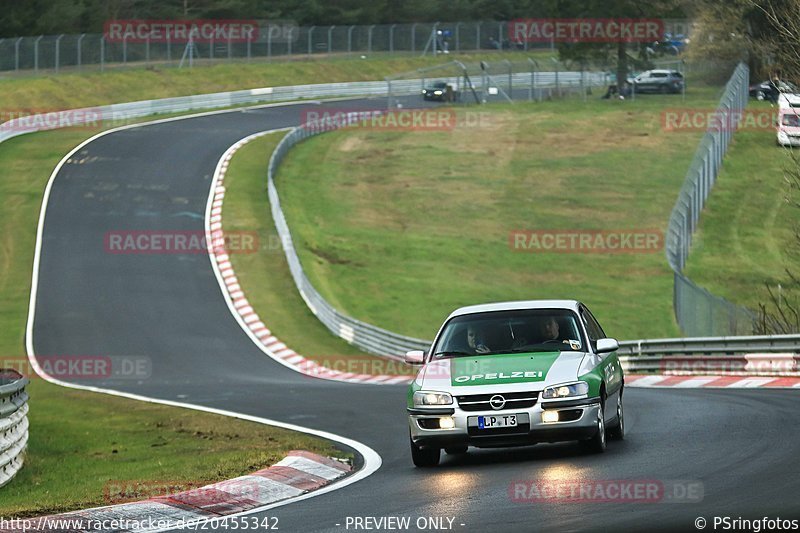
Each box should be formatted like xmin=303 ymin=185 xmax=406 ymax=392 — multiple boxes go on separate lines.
xmin=0 ymin=108 xmax=105 ymax=133
xmin=662 ymin=109 xmax=781 ymax=132
xmin=0 ymin=355 xmax=152 ymax=380
xmin=509 ymin=230 xmax=664 ymax=254
xmin=104 ymin=230 xmax=258 ymax=255
xmin=509 ymin=479 xmax=704 ymax=503
xmin=301 ymin=109 xmax=474 ymax=132
xmin=509 ymin=19 xmax=664 ymax=43
xmin=104 ymin=20 xmax=259 ymax=43
xmin=103 ymin=479 xmax=262 ymax=504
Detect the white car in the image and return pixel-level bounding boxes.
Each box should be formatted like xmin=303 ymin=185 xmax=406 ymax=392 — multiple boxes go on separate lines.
xmin=405 ymin=300 xmax=624 ymax=467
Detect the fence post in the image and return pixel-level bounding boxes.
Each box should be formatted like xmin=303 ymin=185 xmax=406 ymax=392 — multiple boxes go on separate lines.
xmin=455 ymin=22 xmax=461 ymax=53
xmin=347 ymin=25 xmax=354 ymax=55
xmin=308 ymin=26 xmax=315 ymax=56
xmin=167 ymin=33 xmax=172 ymax=62
xmin=247 ymin=35 xmax=251 ymax=60
xmin=14 ymin=37 xmax=22 ymax=72
xmin=55 ymin=34 xmax=63 ymax=73
xmin=211 ymin=35 xmax=215 ymax=60
xmin=328 ymin=25 xmax=335 ymax=54
xmin=100 ymin=35 xmax=105 ymax=71
xmin=368 ymin=25 xmax=375 ymax=54
xmin=476 ymin=22 xmax=481 ymax=51
xmin=146 ymin=35 xmax=150 ymax=64
xmin=498 ymin=21 xmax=504 ymax=47
xmin=34 ymin=35 xmax=42 ymax=74
xmin=389 ymin=24 xmax=396 ymax=54
xmin=123 ymin=34 xmax=128 ymax=64
xmin=287 ymin=27 xmax=293 ymax=57
xmin=411 ymin=23 xmax=417 ymax=54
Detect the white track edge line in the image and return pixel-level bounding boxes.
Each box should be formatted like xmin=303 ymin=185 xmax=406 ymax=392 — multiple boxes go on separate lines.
xmin=24 ymin=105 xmax=382 ymax=528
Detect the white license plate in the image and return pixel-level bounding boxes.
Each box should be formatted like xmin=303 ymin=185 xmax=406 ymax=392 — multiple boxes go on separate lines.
xmin=478 ymin=414 xmax=518 ymax=429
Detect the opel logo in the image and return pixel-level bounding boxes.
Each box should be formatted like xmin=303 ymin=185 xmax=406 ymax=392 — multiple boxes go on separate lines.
xmin=489 ymin=394 xmax=506 ymax=410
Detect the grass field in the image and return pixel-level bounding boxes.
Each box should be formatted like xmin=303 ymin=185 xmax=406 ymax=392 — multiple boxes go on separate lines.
xmin=0 ymin=379 xmax=346 ymax=517
xmin=0 ymin=124 xmax=347 ymax=516
xmin=273 ymin=89 xmax=726 ymax=341
xmin=1 ymin=51 xmax=549 ymax=111
xmin=221 ymin=133 xmax=395 ymax=371
xmin=684 ymin=101 xmax=798 ymax=310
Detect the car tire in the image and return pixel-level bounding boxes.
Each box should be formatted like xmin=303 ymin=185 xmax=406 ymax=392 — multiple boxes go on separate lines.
xmin=608 ymin=389 xmax=625 ymax=441
xmin=580 ymin=399 xmax=607 ymax=453
xmin=445 ymin=446 xmax=468 ymax=455
xmin=411 ymin=437 xmax=440 ymax=467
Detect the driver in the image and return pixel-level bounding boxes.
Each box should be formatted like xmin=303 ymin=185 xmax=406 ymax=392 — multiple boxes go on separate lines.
xmin=540 ymin=316 xmax=560 ymax=341
xmin=466 ymin=326 xmax=491 ymax=354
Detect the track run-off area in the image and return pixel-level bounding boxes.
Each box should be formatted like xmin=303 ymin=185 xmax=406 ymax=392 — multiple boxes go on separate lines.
xmin=27 ymin=98 xmax=800 ymax=532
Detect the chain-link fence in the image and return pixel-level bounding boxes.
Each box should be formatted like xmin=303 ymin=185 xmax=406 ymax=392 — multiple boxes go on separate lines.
xmin=665 ymin=62 xmax=756 ymax=336
xmin=0 ymin=19 xmax=693 ymax=74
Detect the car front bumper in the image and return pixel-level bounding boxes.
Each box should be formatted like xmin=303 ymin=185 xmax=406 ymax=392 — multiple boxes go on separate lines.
xmin=408 ymin=398 xmax=601 ymax=449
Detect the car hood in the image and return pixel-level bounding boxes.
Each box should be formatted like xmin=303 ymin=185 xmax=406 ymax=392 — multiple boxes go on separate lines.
xmin=416 ymin=350 xmax=589 ymax=394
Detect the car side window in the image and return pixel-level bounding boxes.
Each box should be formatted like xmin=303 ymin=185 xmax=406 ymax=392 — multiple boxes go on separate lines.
xmin=580 ymin=307 xmax=605 ymax=352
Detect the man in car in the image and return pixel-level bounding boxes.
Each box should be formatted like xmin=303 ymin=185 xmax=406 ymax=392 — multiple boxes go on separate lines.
xmin=466 ymin=326 xmax=491 ymax=354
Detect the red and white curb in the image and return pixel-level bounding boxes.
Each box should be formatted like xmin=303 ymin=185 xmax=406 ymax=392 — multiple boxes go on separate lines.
xmin=206 ymin=132 xmax=411 ymax=386
xmin=12 ymin=451 xmax=350 ymax=532
xmin=626 ymin=374 xmax=800 ymax=388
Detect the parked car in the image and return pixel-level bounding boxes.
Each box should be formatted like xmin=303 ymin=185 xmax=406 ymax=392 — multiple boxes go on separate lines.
xmin=629 ymin=70 xmax=684 ymax=94
xmin=749 ymin=79 xmax=799 ymax=101
xmin=405 ymin=300 xmax=624 ymax=467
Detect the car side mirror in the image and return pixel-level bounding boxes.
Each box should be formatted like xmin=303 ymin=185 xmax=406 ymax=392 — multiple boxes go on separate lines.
xmin=405 ymin=350 xmax=425 ymax=365
xmin=596 ymin=338 xmax=619 ymax=354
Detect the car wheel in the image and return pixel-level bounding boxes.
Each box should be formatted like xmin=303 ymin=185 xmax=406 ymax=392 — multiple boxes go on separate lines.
xmin=608 ymin=389 xmax=625 ymax=440
xmin=756 ymin=90 xmax=766 ymax=101
xmin=411 ymin=437 xmax=440 ymax=467
xmin=580 ymin=399 xmax=607 ymax=453
xmin=445 ymin=446 xmax=468 ymax=455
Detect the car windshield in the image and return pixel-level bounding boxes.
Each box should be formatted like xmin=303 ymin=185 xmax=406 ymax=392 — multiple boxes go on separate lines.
xmin=432 ymin=82 xmax=448 ymax=88
xmin=431 ymin=309 xmax=585 ymax=358
xmin=782 ymin=113 xmax=800 ymax=127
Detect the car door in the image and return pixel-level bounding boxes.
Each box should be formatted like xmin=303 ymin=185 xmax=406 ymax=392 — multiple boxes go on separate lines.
xmin=580 ymin=305 xmax=623 ymax=420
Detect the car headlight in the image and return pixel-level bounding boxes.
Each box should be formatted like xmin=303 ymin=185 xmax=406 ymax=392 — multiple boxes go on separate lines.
xmin=413 ymin=391 xmax=453 ymax=406
xmin=541 ymin=382 xmax=589 ymax=400
xmin=434 ymin=90 xmax=443 ymax=95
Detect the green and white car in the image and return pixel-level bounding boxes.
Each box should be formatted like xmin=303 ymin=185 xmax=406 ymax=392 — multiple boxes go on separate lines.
xmin=405 ymin=300 xmax=624 ymax=467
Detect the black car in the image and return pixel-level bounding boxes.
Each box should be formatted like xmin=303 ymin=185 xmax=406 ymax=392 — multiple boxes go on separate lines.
xmin=749 ymin=80 xmax=798 ymax=101
xmin=422 ymin=82 xmax=458 ymax=102
xmin=629 ymin=70 xmax=684 ymax=94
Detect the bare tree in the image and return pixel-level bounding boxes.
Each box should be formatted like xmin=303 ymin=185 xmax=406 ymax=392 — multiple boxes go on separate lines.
xmin=749 ymin=0 xmax=800 ymax=333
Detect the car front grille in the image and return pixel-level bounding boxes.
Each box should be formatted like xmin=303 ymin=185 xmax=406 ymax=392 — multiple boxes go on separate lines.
xmin=455 ymin=391 xmax=538 ymax=412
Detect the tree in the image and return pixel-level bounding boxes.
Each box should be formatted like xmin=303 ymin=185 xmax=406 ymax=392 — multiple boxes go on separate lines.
xmin=748 ymin=0 xmax=800 ymax=333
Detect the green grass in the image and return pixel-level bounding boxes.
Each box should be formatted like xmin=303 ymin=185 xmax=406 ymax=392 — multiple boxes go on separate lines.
xmin=1 ymin=379 xmax=346 ymax=517
xmin=274 ymin=90 xmax=725 ymax=341
xmin=684 ymin=100 xmax=798 ymax=309
xmin=1 ymin=51 xmax=550 ymax=111
xmin=221 ymin=133 xmax=411 ymax=372
xmin=0 ymin=124 xmax=347 ymax=517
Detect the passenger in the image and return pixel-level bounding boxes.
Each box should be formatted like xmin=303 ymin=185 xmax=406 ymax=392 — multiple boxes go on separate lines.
xmin=466 ymin=326 xmax=491 ymax=354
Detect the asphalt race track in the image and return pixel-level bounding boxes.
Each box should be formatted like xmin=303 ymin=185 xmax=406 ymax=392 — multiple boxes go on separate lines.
xmin=29 ymin=98 xmax=800 ymax=532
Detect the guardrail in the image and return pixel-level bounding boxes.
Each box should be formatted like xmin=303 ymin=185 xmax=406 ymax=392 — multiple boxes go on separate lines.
xmin=0 ymin=370 xmax=29 ymax=489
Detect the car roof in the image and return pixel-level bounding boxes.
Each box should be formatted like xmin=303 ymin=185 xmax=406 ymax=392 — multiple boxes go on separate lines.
xmin=447 ymin=300 xmax=582 ymax=320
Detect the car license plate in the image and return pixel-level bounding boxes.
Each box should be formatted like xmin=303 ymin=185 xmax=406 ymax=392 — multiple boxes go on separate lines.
xmin=478 ymin=414 xmax=517 ymax=429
